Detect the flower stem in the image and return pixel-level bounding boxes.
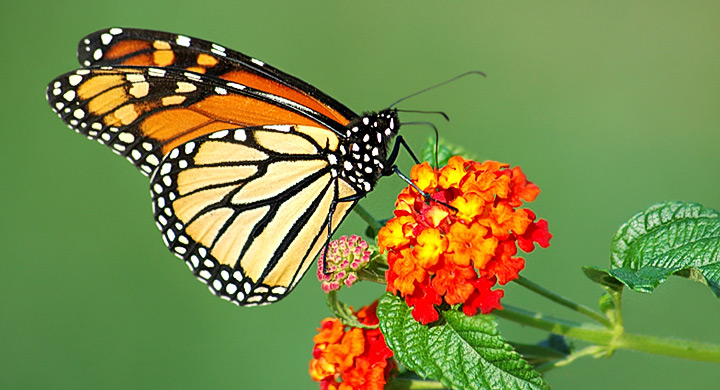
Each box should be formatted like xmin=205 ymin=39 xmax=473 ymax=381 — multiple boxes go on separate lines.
xmin=386 ymin=378 xmax=448 ymax=389
xmin=358 ymin=267 xmax=388 ymax=285
xmin=534 ymin=345 xmax=605 ymax=373
xmin=512 ymin=276 xmax=612 ymax=328
xmin=495 ymin=305 xmax=720 ymax=363
xmin=353 ymin=204 xmax=384 ymax=234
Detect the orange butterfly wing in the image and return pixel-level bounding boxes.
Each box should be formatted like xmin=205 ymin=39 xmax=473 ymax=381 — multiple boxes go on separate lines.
xmin=78 ymin=28 xmax=353 ymax=126
xmin=47 ymin=28 xmax=356 ymax=176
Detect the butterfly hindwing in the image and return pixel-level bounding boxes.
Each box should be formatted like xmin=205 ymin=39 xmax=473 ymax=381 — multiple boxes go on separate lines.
xmin=77 ymin=27 xmax=355 ymax=126
xmin=150 ymin=126 xmax=358 ymax=305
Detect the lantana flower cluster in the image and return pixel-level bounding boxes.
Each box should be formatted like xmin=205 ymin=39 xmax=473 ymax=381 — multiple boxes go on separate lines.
xmin=378 ymin=156 xmax=551 ymax=324
xmin=309 ymin=302 xmax=395 ymax=390
xmin=316 ymin=235 xmax=371 ymax=293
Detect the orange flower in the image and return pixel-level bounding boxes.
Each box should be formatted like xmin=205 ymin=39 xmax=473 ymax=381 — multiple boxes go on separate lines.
xmin=309 ymin=302 xmax=395 ymax=389
xmin=378 ymin=157 xmax=551 ymax=324
xmin=412 ymin=228 xmax=447 ymax=269
xmin=438 ymin=156 xmax=467 ymax=189
xmin=451 ymin=192 xmax=487 ymax=223
xmin=313 ymin=318 xmax=344 ymax=345
xmin=389 ymin=249 xmax=426 ymax=296
xmin=431 ymin=258 xmax=477 ymax=304
xmin=447 ymin=222 xmax=497 ymax=268
xmin=480 ymin=202 xmax=532 ymax=239
xmin=411 ymin=162 xmax=438 ymax=192
xmin=377 ymin=215 xmax=415 ymax=252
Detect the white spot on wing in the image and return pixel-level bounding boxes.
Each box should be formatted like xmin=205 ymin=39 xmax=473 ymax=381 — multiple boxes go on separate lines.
xmin=264 ymin=125 xmax=291 ymax=132
xmin=184 ymin=72 xmax=202 ymax=81
xmin=176 ymin=35 xmax=191 ymax=47
xmin=148 ymin=68 xmax=166 ymax=77
xmin=118 ymin=132 xmax=135 ymax=143
xmin=209 ymin=130 xmax=229 ymax=139
xmin=227 ymin=82 xmax=245 ymax=90
xmin=160 ymin=163 xmax=172 ymax=175
xmin=68 ymin=75 xmax=82 ymax=86
xmin=126 ymin=74 xmax=146 ymax=83
xmin=145 ymin=155 xmax=158 ymax=166
xmin=100 ymin=33 xmax=113 ymax=45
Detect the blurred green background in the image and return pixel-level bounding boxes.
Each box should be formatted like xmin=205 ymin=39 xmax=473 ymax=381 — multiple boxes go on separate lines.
xmin=2 ymin=1 xmax=719 ymax=388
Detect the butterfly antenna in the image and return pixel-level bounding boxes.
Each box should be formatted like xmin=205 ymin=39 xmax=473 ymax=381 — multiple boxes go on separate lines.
xmin=401 ymin=121 xmax=440 ymax=170
xmin=396 ymin=109 xmax=450 ymax=122
xmin=387 ymin=70 xmax=486 ymax=108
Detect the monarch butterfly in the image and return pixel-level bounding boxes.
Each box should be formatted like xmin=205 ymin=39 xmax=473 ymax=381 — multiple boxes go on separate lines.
xmin=47 ymin=28 xmax=463 ymax=307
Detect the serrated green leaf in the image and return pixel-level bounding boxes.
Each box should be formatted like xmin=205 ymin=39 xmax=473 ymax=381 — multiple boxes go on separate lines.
xmin=378 ymin=293 xmax=548 ymax=390
xmin=610 ymin=201 xmax=720 ymax=298
xmin=421 ymin=137 xmax=479 ymax=168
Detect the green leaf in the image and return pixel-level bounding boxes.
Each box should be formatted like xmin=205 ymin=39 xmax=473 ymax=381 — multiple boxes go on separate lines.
xmin=610 ymin=201 xmax=720 ymax=298
xmin=378 ymin=293 xmax=548 ymax=390
xmin=421 ymin=137 xmax=479 ymax=168
xmin=581 ymin=266 xmax=624 ymax=292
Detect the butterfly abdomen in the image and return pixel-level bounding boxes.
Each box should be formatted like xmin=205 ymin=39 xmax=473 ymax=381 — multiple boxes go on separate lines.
xmin=337 ymin=109 xmax=399 ymax=193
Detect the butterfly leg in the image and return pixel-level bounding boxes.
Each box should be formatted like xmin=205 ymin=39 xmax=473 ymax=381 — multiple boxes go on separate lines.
xmin=383 ymin=136 xmax=457 ymax=211
xmin=383 ymin=135 xmax=421 ymax=170
xmin=319 ymin=181 xmax=364 ymax=274
xmin=320 ymin=185 xmax=340 ymax=274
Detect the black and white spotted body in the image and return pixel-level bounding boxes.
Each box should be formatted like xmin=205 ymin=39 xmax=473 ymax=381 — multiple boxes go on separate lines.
xmin=336 ymin=109 xmax=399 ymax=194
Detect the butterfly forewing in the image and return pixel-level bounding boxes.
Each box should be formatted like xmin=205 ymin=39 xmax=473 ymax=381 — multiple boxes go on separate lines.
xmin=47 ymin=66 xmax=339 ymax=176
xmin=151 ymin=127 xmax=358 ymax=305
xmin=77 ymin=28 xmax=355 ymax=126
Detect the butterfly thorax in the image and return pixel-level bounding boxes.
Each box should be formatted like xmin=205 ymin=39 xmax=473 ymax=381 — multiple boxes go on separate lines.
xmin=336 ymin=109 xmax=399 ymax=193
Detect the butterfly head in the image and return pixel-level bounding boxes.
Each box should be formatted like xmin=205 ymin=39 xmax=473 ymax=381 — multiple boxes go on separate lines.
xmin=346 ymin=108 xmax=399 ymax=140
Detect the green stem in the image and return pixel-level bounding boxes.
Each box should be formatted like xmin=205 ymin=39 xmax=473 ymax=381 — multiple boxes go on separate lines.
xmin=495 ymin=305 xmax=720 ymax=363
xmin=358 ymin=267 xmax=387 ymax=284
xmin=386 ymin=378 xmax=448 ymax=389
xmin=534 ymin=345 xmax=605 ymax=373
xmin=353 ymin=204 xmax=383 ymax=234
xmin=513 ymin=276 xmax=612 ymax=328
